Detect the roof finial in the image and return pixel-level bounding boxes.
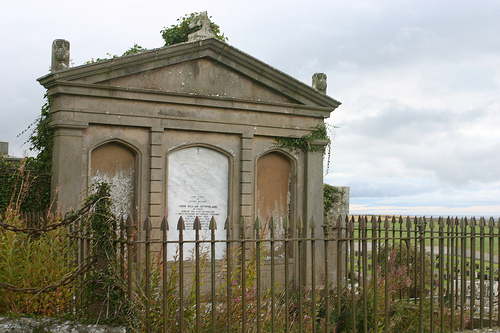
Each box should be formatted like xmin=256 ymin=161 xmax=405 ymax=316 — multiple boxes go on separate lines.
xmin=188 ymin=11 xmax=216 ymax=42
xmin=51 ymin=39 xmax=70 ymax=72
xmin=312 ymin=73 xmax=327 ymax=94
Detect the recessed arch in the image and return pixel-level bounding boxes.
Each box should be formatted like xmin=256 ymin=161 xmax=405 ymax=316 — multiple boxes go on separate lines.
xmin=256 ymin=150 xmax=295 ymax=241
xmin=167 ymin=142 xmax=234 ymax=159
xmin=90 ymin=141 xmax=137 ymax=220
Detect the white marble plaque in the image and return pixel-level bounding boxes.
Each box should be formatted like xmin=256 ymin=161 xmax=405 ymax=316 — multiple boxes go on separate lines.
xmin=167 ymin=146 xmax=228 ymax=260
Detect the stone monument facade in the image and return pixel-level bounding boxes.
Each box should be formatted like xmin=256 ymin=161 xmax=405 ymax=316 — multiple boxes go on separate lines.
xmin=38 ymin=35 xmax=341 ymax=253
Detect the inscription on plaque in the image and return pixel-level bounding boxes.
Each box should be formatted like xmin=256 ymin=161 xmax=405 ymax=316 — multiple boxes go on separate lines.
xmin=167 ymin=146 xmax=228 ymax=260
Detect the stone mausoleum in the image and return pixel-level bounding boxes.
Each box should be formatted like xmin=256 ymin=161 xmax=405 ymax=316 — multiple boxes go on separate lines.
xmin=38 ymin=23 xmax=341 ymax=249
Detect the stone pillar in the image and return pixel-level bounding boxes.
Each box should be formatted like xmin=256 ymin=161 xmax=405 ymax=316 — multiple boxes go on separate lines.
xmin=326 ymin=186 xmax=350 ymax=287
xmin=149 ymin=128 xmax=164 ymax=223
xmin=303 ymin=139 xmax=329 ymax=285
xmin=240 ymin=133 xmax=254 ymax=236
xmin=51 ymin=124 xmax=86 ymax=211
xmin=0 ymin=142 xmax=8 ymax=156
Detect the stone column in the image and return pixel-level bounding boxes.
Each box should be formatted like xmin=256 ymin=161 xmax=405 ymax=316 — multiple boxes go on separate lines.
xmin=326 ymin=186 xmax=350 ymax=287
xmin=149 ymin=128 xmax=164 ymax=225
xmin=303 ymin=139 xmax=329 ymax=285
xmin=51 ymin=123 xmax=86 ymax=211
xmin=240 ymin=133 xmax=254 ymax=237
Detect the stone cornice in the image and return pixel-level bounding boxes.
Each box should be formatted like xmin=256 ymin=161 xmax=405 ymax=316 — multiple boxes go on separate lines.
xmin=47 ymin=81 xmax=333 ymax=119
xmin=38 ymin=39 xmax=341 ymax=111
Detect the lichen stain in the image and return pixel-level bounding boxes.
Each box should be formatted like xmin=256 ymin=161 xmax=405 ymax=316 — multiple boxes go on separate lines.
xmin=91 ymin=167 xmax=135 ymax=219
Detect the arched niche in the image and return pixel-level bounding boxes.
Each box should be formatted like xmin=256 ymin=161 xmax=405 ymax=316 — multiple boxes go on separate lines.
xmin=256 ymin=151 xmax=293 ymax=241
xmin=167 ymin=146 xmax=229 ymax=260
xmin=90 ymin=141 xmax=137 ymax=220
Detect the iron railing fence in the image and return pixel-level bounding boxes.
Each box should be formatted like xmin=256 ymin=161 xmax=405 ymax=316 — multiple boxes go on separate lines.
xmin=72 ymin=214 xmax=500 ymax=332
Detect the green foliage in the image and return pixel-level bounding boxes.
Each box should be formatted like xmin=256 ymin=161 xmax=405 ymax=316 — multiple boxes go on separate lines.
xmin=85 ymin=43 xmax=148 ymax=64
xmin=160 ymin=12 xmax=228 ymax=46
xmin=328 ymin=247 xmax=468 ymax=332
xmin=0 ymin=159 xmax=51 ymax=213
xmin=0 ymin=93 xmax=52 ymax=213
xmin=121 ymin=43 xmax=147 ymax=56
xmin=377 ymin=241 xmax=432 ymax=299
xmin=28 ymin=93 xmax=53 ymax=173
xmin=131 ymin=238 xmax=284 ymax=331
xmin=276 ymin=124 xmax=334 ymax=173
xmin=79 ymin=182 xmax=131 ymax=325
xmin=0 ymin=209 xmax=73 ymax=316
xmin=275 ymin=124 xmax=330 ymax=154
xmin=323 ymin=184 xmax=344 ymax=216
xmin=0 ymin=160 xmax=19 ymax=210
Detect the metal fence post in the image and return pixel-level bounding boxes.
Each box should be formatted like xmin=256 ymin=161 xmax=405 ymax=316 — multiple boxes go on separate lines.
xmin=160 ymin=215 xmax=168 ymax=333
xmin=143 ymin=216 xmax=152 ymax=333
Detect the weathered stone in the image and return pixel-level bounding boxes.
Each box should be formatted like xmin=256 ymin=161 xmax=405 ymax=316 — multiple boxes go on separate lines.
xmin=187 ymin=11 xmax=216 ymax=41
xmin=0 ymin=317 xmax=125 ymax=333
xmin=51 ymin=39 xmax=70 ymax=72
xmin=90 ymin=142 xmax=136 ymax=219
xmin=312 ymin=72 xmax=327 ymax=94
xmin=0 ymin=141 xmax=8 ymax=156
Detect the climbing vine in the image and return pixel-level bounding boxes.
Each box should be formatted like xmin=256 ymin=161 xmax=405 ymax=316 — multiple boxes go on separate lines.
xmin=323 ymin=184 xmax=345 ymax=216
xmin=275 ymin=124 xmax=336 ymax=173
xmin=275 ymin=124 xmax=329 ymax=153
xmin=79 ymin=182 xmax=132 ymax=325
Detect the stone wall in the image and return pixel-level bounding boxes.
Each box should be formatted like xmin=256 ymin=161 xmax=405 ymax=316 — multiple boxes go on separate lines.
xmin=326 ymin=186 xmax=350 ymax=224
xmin=0 ymin=317 xmax=125 ymax=333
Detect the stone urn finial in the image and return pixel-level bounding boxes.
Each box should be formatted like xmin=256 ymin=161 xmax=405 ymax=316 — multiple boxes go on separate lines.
xmin=312 ymin=73 xmax=327 ymax=94
xmin=187 ymin=11 xmax=216 ymax=42
xmin=51 ymin=39 xmax=70 ymax=72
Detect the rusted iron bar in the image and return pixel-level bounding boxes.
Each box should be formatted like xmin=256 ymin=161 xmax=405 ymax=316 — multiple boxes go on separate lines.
xmin=348 ymin=216 xmax=356 ymax=333
xmin=255 ymin=217 xmax=261 ymax=332
xmin=240 ymin=216 xmax=247 ymax=333
xmin=297 ymin=216 xmax=304 ymax=332
xmin=177 ymin=217 xmax=185 ymax=333
xmin=210 ymin=216 xmax=217 ymax=333
xmin=194 ymin=216 xmax=201 ymax=332
xmin=323 ymin=217 xmax=330 ymax=333
xmin=269 ymin=216 xmax=276 ymax=333
xmin=160 ymin=216 xmax=168 ymax=333
xmin=224 ymin=217 xmax=232 ymax=332
xmin=284 ymin=216 xmax=291 ymax=333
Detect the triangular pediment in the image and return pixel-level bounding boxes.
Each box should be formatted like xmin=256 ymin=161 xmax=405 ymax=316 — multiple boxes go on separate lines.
xmin=98 ymin=58 xmax=296 ymax=104
xmin=38 ymin=38 xmax=340 ymax=110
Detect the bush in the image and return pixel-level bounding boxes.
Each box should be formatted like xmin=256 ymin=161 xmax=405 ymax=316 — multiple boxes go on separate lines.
xmin=0 ymin=208 xmax=73 ymax=316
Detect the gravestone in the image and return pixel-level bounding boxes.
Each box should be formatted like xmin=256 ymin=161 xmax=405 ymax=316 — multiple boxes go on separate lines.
xmin=167 ymin=146 xmax=228 ymax=259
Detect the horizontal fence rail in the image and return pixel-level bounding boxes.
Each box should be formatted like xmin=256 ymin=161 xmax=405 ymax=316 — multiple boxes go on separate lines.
xmin=72 ymin=214 xmax=500 ymax=332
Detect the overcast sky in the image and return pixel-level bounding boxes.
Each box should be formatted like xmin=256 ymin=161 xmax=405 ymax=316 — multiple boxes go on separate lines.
xmin=1 ymin=0 xmax=499 ymax=217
